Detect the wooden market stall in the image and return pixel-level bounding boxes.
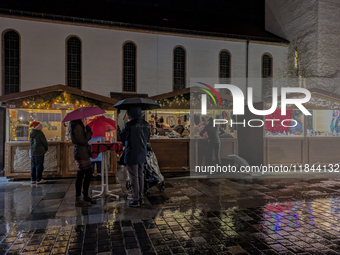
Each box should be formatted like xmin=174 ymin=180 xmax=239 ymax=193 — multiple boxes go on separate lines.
xmin=0 ymin=84 xmax=119 ymax=179
xmin=149 ymin=87 xmax=238 ymax=172
xmin=262 ymin=88 xmax=340 ymax=166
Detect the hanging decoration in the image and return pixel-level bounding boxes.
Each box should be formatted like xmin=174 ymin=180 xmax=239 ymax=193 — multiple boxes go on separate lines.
xmin=266 ymin=96 xmax=340 ymax=110
xmin=156 ymin=93 xmax=232 ymax=108
xmin=21 ymin=91 xmax=101 ymax=109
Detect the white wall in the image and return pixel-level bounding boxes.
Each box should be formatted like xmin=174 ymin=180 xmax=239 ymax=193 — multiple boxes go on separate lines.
xmin=0 ymin=16 xmax=287 ymax=98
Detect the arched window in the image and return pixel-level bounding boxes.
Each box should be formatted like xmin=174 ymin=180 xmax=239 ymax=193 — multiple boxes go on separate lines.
xmin=262 ymin=54 xmax=273 ymax=99
xmin=3 ymin=31 xmax=20 ymax=95
xmin=67 ymin=36 xmax=81 ymax=89
xmin=173 ymin=46 xmax=186 ymax=91
xmin=219 ymin=50 xmax=231 ymax=94
xmin=123 ymin=42 xmax=136 ymax=92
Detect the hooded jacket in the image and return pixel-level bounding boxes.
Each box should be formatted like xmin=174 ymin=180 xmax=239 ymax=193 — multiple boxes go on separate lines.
xmin=30 ymin=129 xmax=48 ymax=156
xmin=120 ymin=106 xmax=151 ymax=165
xmin=68 ymin=120 xmax=93 ymax=160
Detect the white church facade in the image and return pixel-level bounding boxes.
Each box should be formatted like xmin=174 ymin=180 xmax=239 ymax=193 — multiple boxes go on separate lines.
xmin=0 ymin=12 xmax=288 ymax=101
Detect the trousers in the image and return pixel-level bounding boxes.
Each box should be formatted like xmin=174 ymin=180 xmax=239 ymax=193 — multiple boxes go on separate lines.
xmin=206 ymin=142 xmax=221 ymax=166
xmin=127 ymin=164 xmax=144 ymax=201
xmin=31 ymin=155 xmax=44 ymax=182
xmin=75 ymin=168 xmax=92 ymax=197
xmin=91 ymin=161 xmax=102 ymax=175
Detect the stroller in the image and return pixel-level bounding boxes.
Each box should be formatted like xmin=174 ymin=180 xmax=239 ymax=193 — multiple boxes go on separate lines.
xmin=125 ymin=143 xmax=165 ymax=195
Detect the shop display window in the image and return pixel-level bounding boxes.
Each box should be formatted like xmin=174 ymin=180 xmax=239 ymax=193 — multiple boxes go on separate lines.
xmin=265 ymin=109 xmax=304 ymax=137
xmin=307 ymin=110 xmax=340 ymax=137
xmin=146 ymin=109 xmax=236 ymax=138
xmin=146 ymin=109 xmax=190 ymax=138
xmin=9 ymin=109 xmax=63 ymax=141
xmin=193 ymin=109 xmax=236 ymax=138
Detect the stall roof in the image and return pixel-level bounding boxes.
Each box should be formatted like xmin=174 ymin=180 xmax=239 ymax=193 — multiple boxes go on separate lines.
xmin=149 ymin=86 xmax=234 ymax=101
xmin=110 ymin=92 xmax=149 ymax=101
xmin=265 ymin=88 xmax=340 ymax=110
xmin=0 ymin=84 xmax=119 ymax=106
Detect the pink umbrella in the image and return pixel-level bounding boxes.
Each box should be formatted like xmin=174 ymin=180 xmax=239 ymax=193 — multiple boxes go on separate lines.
xmin=87 ymin=116 xmax=116 ymax=137
xmin=62 ymin=107 xmax=105 ymax=123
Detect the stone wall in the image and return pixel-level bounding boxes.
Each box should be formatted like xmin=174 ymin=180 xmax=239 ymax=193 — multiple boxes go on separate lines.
xmin=265 ymin=0 xmax=319 ymax=76
xmin=266 ymin=0 xmax=340 ymax=93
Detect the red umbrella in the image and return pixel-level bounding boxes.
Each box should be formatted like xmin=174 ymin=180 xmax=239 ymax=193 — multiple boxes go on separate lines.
xmin=95 ymin=116 xmax=116 ymax=130
xmin=62 ymin=107 xmax=105 ymax=123
xmin=87 ymin=116 xmax=116 ymax=137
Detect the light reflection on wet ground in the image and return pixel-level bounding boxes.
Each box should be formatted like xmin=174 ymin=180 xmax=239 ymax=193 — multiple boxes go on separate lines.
xmin=1 ymin=172 xmax=340 ymax=254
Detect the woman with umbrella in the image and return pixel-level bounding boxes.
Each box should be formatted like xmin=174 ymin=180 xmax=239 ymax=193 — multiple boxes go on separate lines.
xmin=64 ymin=107 xmax=105 ymax=207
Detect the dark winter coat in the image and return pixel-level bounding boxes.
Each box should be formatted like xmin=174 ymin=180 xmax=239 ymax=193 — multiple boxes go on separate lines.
xmin=199 ymin=117 xmax=225 ymax=144
xmin=120 ymin=106 xmax=151 ymax=165
xmin=68 ymin=120 xmax=93 ymax=160
xmin=30 ymin=129 xmax=48 ymax=156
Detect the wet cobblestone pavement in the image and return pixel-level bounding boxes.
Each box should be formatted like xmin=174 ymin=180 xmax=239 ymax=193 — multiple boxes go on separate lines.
xmin=2 ymin=172 xmax=340 ymax=254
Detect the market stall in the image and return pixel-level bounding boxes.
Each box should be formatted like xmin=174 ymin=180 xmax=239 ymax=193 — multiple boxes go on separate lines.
xmin=263 ymin=88 xmax=340 ymax=166
xmin=149 ymin=87 xmax=237 ymax=172
xmin=0 ymin=84 xmax=118 ymax=179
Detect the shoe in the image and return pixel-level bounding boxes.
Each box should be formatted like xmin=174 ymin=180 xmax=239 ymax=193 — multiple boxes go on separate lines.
xmin=31 ymin=181 xmax=36 ymax=184
xmin=83 ymin=196 xmax=97 ymax=204
xmin=139 ymin=198 xmax=144 ymax=205
xmin=75 ymin=197 xmax=91 ymax=207
xmin=36 ymin=179 xmax=46 ymax=184
xmin=127 ymin=200 xmax=140 ymax=208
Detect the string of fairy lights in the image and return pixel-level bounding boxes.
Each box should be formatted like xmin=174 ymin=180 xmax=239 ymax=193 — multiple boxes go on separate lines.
xmin=21 ymin=92 xmax=98 ymax=109
xmin=266 ymin=96 xmax=340 ymax=109
xmin=156 ymin=93 xmax=232 ymax=108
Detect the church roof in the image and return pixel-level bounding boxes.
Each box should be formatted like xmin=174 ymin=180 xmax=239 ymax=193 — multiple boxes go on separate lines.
xmin=0 ymin=0 xmax=288 ymax=44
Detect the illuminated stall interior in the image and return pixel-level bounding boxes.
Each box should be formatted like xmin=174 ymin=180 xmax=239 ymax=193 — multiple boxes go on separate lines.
xmin=263 ymin=88 xmax=340 ymax=166
xmin=148 ymin=87 xmax=237 ymax=172
xmin=0 ymin=84 xmax=118 ymax=179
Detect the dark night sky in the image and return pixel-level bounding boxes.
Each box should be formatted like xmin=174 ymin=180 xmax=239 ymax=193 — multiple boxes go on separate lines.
xmin=0 ymin=0 xmax=282 ymax=39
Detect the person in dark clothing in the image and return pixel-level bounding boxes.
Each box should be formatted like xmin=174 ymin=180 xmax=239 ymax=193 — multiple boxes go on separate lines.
xmin=120 ymin=106 xmax=151 ymax=207
xmin=69 ymin=119 xmax=96 ymax=207
xmin=30 ymin=121 xmax=48 ymax=184
xmin=290 ymin=112 xmax=303 ymax=135
xmin=199 ymin=117 xmax=225 ymax=165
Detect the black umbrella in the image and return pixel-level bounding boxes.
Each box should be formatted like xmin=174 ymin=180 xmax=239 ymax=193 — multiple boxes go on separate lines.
xmin=113 ymin=97 xmax=161 ymax=110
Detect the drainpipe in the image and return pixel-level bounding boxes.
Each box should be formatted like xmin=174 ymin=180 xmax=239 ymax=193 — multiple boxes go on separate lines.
xmin=246 ymin=39 xmax=250 ymax=99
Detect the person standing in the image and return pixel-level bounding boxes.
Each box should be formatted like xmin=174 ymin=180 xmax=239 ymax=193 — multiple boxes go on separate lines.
xmin=30 ymin=121 xmax=48 ymax=184
xmin=120 ymin=106 xmax=150 ymax=207
xmin=69 ymin=119 xmax=96 ymax=207
xmin=200 ymin=117 xmax=225 ymax=166
xmin=290 ymin=111 xmax=303 ymax=135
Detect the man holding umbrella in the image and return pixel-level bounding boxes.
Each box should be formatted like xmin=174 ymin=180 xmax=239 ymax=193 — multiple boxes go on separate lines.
xmin=114 ymin=98 xmax=158 ymax=207
xmin=120 ymin=106 xmax=150 ymax=207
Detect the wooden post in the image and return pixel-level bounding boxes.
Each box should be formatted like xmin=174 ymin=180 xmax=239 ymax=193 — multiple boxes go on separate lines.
xmin=61 ymin=110 xmax=67 ymax=142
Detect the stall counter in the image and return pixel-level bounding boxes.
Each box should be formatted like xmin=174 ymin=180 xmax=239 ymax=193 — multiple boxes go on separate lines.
xmin=4 ymin=141 xmax=117 ymax=179
xmin=149 ymin=138 xmax=238 ymax=172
